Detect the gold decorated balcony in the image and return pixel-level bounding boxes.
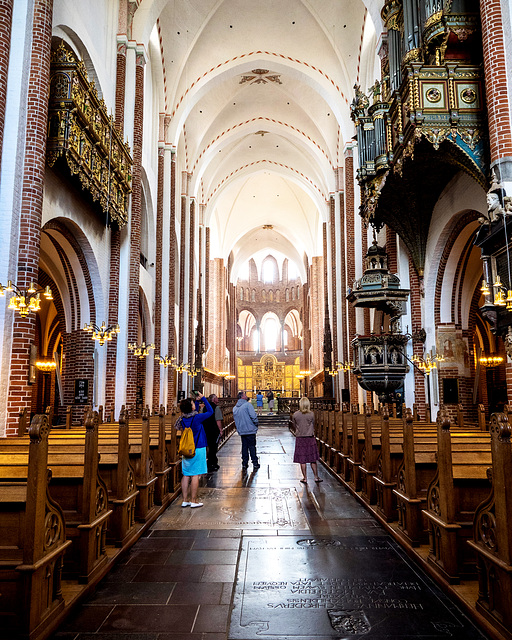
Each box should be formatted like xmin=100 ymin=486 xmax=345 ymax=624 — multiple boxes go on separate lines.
xmin=47 ymin=42 xmax=132 ymax=228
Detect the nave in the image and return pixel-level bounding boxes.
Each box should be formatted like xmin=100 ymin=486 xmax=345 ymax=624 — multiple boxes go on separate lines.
xmin=50 ymin=422 xmax=488 ymax=640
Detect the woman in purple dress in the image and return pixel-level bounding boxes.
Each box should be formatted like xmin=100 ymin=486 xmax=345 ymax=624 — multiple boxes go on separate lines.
xmin=292 ymin=396 xmax=322 ymax=483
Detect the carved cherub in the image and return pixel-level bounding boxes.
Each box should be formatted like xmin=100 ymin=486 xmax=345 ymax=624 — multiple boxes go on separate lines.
xmin=369 ymin=79 xmax=381 ymax=105
xmin=486 ymin=171 xmax=507 ymax=222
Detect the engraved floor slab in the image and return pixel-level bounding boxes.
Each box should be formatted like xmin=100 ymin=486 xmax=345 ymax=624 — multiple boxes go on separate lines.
xmin=153 ymin=487 xmax=310 ymax=530
xmin=230 ymin=535 xmax=487 ymax=640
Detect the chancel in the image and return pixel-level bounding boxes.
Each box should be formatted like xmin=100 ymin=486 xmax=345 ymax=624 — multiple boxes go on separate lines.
xmin=0 ymin=1 xmax=511 ymax=640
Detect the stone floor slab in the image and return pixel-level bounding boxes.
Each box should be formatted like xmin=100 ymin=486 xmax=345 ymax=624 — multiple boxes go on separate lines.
xmin=229 ymin=535 xmax=488 ymax=640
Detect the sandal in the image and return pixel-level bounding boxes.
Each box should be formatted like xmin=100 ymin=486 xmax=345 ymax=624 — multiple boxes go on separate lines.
xmin=300 ymin=479 xmax=307 ymax=483
xmin=314 ymin=478 xmax=323 ymax=483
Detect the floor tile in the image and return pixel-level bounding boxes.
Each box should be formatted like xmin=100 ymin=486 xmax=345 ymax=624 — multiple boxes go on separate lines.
xmin=167 ymin=581 xmax=224 ymax=604
xmin=88 ymin=581 xmax=175 ymax=605
xmin=201 ymin=564 xmax=237 ymax=582
xmin=98 ymin=604 xmax=198 ymax=633
xmin=165 ymin=549 xmax=238 ymax=565
xmin=133 ymin=564 xmax=205 ymax=582
xmin=192 ymin=604 xmax=230 ymax=633
xmin=59 ymin=605 xmax=114 ymax=632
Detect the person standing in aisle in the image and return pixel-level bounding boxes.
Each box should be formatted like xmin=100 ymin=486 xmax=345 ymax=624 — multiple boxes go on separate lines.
xmin=233 ymin=390 xmax=260 ymax=471
xmin=203 ymin=394 xmax=223 ymax=471
xmin=256 ymin=390 xmax=263 ymax=416
xmin=266 ymin=388 xmax=274 ymax=415
xmin=292 ymin=396 xmax=322 ymax=483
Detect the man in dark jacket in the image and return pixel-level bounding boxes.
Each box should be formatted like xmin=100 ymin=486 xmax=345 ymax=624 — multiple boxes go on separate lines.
xmin=203 ymin=394 xmax=223 ymax=471
xmin=233 ymin=390 xmax=260 ymax=471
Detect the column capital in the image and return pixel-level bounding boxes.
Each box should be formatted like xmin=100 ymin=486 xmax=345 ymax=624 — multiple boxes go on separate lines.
xmin=116 ymin=35 xmax=128 ymax=56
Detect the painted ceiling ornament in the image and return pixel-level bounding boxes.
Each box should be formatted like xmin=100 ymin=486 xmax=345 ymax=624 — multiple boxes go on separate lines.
xmin=239 ymin=69 xmax=281 ymax=85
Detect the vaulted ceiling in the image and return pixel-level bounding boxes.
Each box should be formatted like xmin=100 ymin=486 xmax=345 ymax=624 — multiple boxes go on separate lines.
xmin=135 ymin=0 xmax=382 ymax=279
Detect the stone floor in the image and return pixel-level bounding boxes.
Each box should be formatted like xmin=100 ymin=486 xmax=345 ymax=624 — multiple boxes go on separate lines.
xmin=50 ymin=423 xmax=490 ymax=640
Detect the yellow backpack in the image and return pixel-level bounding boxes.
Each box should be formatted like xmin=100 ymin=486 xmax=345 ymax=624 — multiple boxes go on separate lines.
xmin=178 ymin=425 xmax=196 ymax=458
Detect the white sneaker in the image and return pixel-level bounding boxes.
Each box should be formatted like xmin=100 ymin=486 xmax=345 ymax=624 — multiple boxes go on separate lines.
xmin=181 ymin=501 xmax=191 ymax=507
xmin=190 ymin=502 xmax=203 ymax=508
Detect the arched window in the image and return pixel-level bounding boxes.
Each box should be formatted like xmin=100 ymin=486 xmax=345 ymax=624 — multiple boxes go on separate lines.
xmin=292 ymin=288 xmax=295 ymax=300
xmin=263 ymin=259 xmax=276 ymax=283
xmin=285 ymin=288 xmax=289 ymax=301
xmin=269 ymin=290 xmax=274 ymax=302
xmin=245 ymin=288 xmax=249 ymax=301
xmin=296 ymin=285 xmax=300 ymax=299
xmin=251 ymin=289 xmax=256 ymax=302
xmin=276 ymin=290 xmax=280 ymax=302
xmin=263 ymin=317 xmax=278 ymax=351
xmin=239 ymin=287 xmax=244 ymax=301
xmin=239 ymin=261 xmax=249 ymax=280
xmin=262 ymin=289 xmax=266 ymax=302
xmin=288 ymin=261 xmax=299 ymax=280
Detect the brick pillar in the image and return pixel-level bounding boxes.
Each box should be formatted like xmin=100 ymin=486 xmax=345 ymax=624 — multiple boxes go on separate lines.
xmin=178 ymin=175 xmax=187 ymax=385
xmin=188 ymin=197 xmax=195 ymax=363
xmin=386 ymin=225 xmax=398 ymax=274
xmin=105 ymin=38 xmax=127 ymax=417
xmin=329 ymin=196 xmax=338 ymax=365
xmin=338 ymin=190 xmax=349 ymax=390
xmin=345 ymin=149 xmax=358 ymax=402
xmin=152 ymin=143 xmax=165 ymax=409
xmin=126 ymin=49 xmax=145 ymax=409
xmin=409 ymin=255 xmax=426 ymax=418
xmin=205 ymin=226 xmax=210 ymax=352
xmin=480 ymin=0 xmax=512 ymax=167
xmin=0 ymin=0 xmax=13 ymax=169
xmin=168 ymin=151 xmax=176 ymax=406
xmin=6 ymin=0 xmax=53 ymax=433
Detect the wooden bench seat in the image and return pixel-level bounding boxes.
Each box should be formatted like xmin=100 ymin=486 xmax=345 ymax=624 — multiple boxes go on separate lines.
xmin=423 ymin=411 xmax=492 ymax=583
xmin=0 ymin=415 xmax=71 ymax=640
xmin=0 ymin=411 xmax=112 ymax=584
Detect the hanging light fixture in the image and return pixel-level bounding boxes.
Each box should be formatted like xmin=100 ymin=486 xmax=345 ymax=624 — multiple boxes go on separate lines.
xmin=128 ymin=342 xmax=155 ymax=358
xmin=0 ymin=280 xmax=53 ymax=316
xmin=479 ymin=355 xmax=504 ymax=368
xmin=155 ymin=354 xmax=176 ymax=368
xmin=83 ymin=321 xmax=120 ymax=345
xmin=36 ymin=360 xmax=57 ymax=373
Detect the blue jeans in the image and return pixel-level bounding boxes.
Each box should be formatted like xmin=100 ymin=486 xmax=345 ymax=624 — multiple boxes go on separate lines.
xmin=241 ymin=434 xmax=258 ymax=466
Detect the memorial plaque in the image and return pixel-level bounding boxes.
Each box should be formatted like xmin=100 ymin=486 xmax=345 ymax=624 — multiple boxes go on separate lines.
xmin=230 ymin=535 xmax=486 ymax=639
xmin=74 ymin=378 xmax=89 ymax=404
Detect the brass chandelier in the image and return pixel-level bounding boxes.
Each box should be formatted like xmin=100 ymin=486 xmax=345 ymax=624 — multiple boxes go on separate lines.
xmin=0 ymin=280 xmax=53 ymax=316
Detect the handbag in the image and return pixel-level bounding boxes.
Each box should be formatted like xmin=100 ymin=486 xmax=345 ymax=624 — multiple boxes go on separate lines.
xmin=178 ymin=424 xmax=196 ymax=458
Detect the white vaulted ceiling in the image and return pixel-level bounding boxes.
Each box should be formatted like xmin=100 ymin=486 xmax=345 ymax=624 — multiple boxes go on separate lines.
xmin=135 ymin=0 xmax=382 ymax=279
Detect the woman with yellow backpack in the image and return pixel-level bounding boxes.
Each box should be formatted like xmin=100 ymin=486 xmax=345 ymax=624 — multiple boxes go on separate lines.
xmin=176 ymin=392 xmax=213 ymax=508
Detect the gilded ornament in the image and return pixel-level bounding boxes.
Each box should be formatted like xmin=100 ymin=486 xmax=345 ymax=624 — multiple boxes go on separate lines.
xmin=460 ymin=87 xmax=476 ymax=104
xmin=426 ymin=87 xmax=442 ymax=103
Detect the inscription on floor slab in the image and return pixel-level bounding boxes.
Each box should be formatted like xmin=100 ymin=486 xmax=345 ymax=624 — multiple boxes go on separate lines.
xmin=153 ymin=488 xmax=309 ymax=530
xmin=230 ymin=536 xmax=486 ymax=639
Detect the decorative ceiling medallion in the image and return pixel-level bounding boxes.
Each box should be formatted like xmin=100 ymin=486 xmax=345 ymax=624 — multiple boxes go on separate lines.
xmin=426 ymin=87 xmax=442 ymax=103
xmin=262 ymin=225 xmax=274 ymax=229
xmin=460 ymin=87 xmax=477 ymax=104
xmin=255 ymin=130 xmax=268 ymax=137
xmin=240 ymin=69 xmax=282 ymax=85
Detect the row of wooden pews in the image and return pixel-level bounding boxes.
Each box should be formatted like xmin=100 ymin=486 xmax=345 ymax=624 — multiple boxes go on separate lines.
xmin=0 ymin=401 xmax=237 ymax=640
xmin=305 ymin=401 xmax=511 ymax=640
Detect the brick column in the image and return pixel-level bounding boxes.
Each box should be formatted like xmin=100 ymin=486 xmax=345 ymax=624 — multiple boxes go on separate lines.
xmin=345 ymin=149 xmax=358 ymax=402
xmin=168 ymin=151 xmax=177 ymax=407
xmin=480 ymin=0 xmax=512 ymax=173
xmin=205 ymin=226 xmax=210 ymax=352
xmin=61 ymin=330 xmax=94 ymax=425
xmin=105 ymin=40 xmax=127 ymax=417
xmin=329 ymin=196 xmax=338 ymax=366
xmin=386 ymin=225 xmax=398 ymax=274
xmin=152 ymin=143 xmax=165 ymax=410
xmin=338 ymin=190 xmax=349 ymax=391
xmin=0 ymin=0 xmax=13 ymax=169
xmin=409 ymin=255 xmax=426 ymax=418
xmin=126 ymin=49 xmax=145 ymax=409
xmin=178 ymin=174 xmax=187 ymax=385
xmin=188 ymin=197 xmax=195 ymax=363
xmin=6 ymin=0 xmax=53 ymax=433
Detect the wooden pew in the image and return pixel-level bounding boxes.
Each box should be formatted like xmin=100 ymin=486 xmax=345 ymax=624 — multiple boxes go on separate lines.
xmin=0 ymin=411 xmax=112 ymax=584
xmin=469 ymin=412 xmax=512 ymax=639
xmin=0 ymin=414 xmax=71 ymax=640
xmin=423 ymin=410 xmax=492 ymax=583
xmin=360 ymin=406 xmax=386 ymax=505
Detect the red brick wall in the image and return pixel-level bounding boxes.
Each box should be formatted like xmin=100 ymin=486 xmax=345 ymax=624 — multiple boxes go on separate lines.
xmin=6 ymin=0 xmax=53 ymax=433
xmin=61 ymin=329 xmax=95 ymax=425
xmin=0 ymin=0 xmax=13 ymax=169
xmin=480 ymin=0 xmax=512 ymax=162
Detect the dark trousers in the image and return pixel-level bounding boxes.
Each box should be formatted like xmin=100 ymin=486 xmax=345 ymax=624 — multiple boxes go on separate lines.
xmin=241 ymin=433 xmax=258 ymax=466
xmin=205 ymin=429 xmax=219 ymax=469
